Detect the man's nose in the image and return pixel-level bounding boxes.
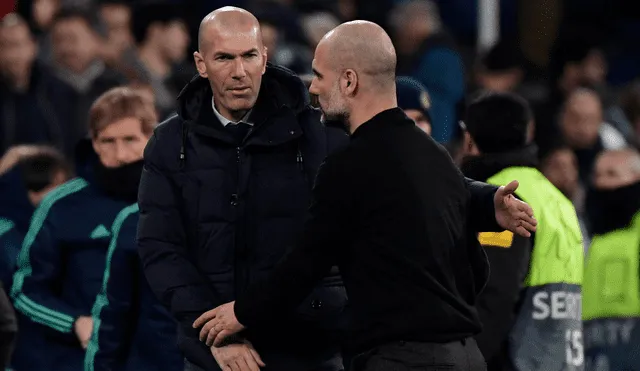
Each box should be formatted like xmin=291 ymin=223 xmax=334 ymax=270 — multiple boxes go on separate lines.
xmin=114 ymin=142 xmax=130 ymax=164
xmin=308 ymin=81 xmax=318 ymax=95
xmin=231 ymin=58 xmax=247 ymax=78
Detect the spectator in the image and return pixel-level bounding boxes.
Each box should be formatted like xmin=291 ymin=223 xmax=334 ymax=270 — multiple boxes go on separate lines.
xmin=539 ymin=143 xmax=591 ymax=251
xmin=50 ymin=5 xmax=127 ymax=147
xmin=460 ymin=92 xmax=584 ymax=371
xmin=473 ymin=40 xmax=525 ymax=94
xmin=582 ymin=150 xmax=640 ymax=370
xmin=396 ymin=76 xmax=432 ymax=135
xmin=0 ymin=145 xmax=70 ymax=237
xmin=97 ymin=0 xmax=134 ymax=68
xmin=120 ymin=1 xmax=190 ymax=119
xmin=0 ymin=13 xmax=77 ymax=157
xmin=559 ymin=88 xmax=628 ymax=186
xmin=301 ymin=12 xmax=340 ymax=50
xmin=0 ymin=146 xmax=72 ymax=371
xmin=257 ymin=16 xmax=312 ymax=75
xmin=15 ymin=0 xmax=61 ymax=64
xmin=537 ymin=33 xmax=610 ymax=152
xmin=586 ymin=149 xmax=640 ymax=236
xmin=539 ymin=144 xmax=580 ymax=202
xmin=617 ymin=81 xmax=640 ymax=147
xmin=389 ymin=0 xmax=465 ymax=143
xmin=0 ymin=147 xmax=71 ymax=289
xmin=137 ymin=7 xmax=348 ymax=371
xmin=10 ymin=87 xmax=154 ymax=371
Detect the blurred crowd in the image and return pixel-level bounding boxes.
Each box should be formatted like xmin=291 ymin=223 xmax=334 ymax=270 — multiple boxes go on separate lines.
xmin=0 ymin=0 xmax=639 ymax=370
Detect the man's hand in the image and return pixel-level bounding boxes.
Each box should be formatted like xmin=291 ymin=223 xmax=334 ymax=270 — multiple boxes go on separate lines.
xmin=210 ymin=340 xmax=266 ymax=371
xmin=74 ymin=316 xmax=93 ymax=349
xmin=494 ymin=180 xmax=538 ymax=237
xmin=193 ymin=301 xmax=245 ymax=347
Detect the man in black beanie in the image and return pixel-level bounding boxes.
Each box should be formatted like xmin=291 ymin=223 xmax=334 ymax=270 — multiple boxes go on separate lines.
xmin=396 ymin=76 xmax=432 ymax=135
xmin=460 ymin=92 xmax=585 ymax=371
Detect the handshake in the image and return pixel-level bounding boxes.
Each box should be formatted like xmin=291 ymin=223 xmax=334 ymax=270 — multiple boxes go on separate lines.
xmin=193 ymin=302 xmax=265 ymax=371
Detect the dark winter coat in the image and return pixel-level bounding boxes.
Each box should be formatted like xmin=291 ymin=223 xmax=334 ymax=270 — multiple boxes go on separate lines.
xmin=137 ymin=63 xmax=350 ymax=370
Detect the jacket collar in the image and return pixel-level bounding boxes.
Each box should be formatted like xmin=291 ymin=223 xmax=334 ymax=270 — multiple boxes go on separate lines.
xmin=177 ymin=63 xmax=307 ymax=147
xmin=350 ymin=108 xmax=412 ymax=140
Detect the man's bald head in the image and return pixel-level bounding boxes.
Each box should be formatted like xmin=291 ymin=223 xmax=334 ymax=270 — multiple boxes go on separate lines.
xmin=594 ymin=149 xmax=640 ymax=189
xmin=318 ymin=20 xmax=396 ymax=90
xmin=198 ymin=6 xmax=262 ymax=53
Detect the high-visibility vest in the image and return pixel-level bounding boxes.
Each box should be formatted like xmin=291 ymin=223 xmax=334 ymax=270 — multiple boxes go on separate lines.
xmin=486 ymin=167 xmax=584 ymax=370
xmin=582 ymin=211 xmax=640 ymax=370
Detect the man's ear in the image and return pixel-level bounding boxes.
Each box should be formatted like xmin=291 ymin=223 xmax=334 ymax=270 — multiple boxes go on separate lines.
xmin=342 ymin=69 xmax=357 ymax=95
xmin=261 ymin=46 xmax=268 ymax=75
xmin=194 ymin=51 xmax=208 ymax=78
xmin=464 ymin=132 xmax=481 ymax=156
xmin=526 ymin=120 xmax=536 ymax=143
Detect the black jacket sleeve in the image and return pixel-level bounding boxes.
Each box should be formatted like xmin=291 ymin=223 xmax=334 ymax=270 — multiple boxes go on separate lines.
xmin=234 ymin=156 xmax=351 ymax=328
xmin=137 ymin=131 xmax=220 ymax=369
xmin=0 ymin=283 xmax=16 ymax=369
xmin=464 ymin=177 xmax=502 ymax=232
xmin=474 ymin=231 xmax=532 ymax=364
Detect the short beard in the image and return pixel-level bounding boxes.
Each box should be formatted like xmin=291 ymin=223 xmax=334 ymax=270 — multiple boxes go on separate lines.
xmin=321 ymin=110 xmax=350 ymax=131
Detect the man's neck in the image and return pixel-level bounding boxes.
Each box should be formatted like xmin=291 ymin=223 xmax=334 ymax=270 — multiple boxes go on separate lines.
xmin=347 ymin=95 xmax=398 ymax=134
xmin=212 ymin=97 xmax=250 ymax=123
xmin=138 ymin=43 xmax=170 ymax=78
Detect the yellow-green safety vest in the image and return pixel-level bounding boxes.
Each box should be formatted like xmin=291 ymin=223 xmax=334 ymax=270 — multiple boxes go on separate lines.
xmin=486 ymin=167 xmax=584 ymax=371
xmin=582 ymin=211 xmax=640 ymax=370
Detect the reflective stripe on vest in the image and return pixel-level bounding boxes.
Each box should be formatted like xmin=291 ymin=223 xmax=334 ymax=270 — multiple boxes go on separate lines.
xmin=582 ymin=212 xmax=640 ymax=370
xmin=487 ymin=167 xmax=585 ymax=371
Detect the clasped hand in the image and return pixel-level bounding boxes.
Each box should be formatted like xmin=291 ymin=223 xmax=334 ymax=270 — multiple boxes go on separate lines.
xmin=193 ymin=302 xmax=264 ymax=370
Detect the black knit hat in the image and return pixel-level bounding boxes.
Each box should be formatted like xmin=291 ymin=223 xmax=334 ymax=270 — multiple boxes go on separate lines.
xmin=396 ymin=76 xmax=432 ymax=123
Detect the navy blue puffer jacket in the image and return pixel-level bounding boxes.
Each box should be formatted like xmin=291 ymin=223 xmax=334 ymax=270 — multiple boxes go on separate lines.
xmin=138 ymin=63 xmax=349 ymax=370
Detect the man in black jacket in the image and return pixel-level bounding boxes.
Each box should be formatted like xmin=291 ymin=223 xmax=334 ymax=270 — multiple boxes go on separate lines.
xmin=137 ymin=7 xmax=349 ymax=371
xmin=191 ymin=21 xmax=537 ymax=371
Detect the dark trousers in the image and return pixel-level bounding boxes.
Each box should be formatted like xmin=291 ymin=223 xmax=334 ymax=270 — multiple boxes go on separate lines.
xmin=350 ymin=338 xmax=487 ymax=371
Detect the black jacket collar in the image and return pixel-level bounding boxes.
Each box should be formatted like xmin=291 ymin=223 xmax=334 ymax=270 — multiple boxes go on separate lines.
xmin=176 ymin=63 xmax=308 ymax=147
xmin=460 ymin=145 xmax=539 ymax=182
xmin=350 ymin=108 xmax=413 ymax=139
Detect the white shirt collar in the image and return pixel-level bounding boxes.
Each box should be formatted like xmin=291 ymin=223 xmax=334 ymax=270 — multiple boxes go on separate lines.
xmin=212 ymin=97 xmax=253 ymax=127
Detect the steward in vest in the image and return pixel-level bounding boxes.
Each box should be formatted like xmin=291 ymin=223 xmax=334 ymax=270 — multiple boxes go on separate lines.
xmin=461 ymin=92 xmax=584 ymax=371
xmin=583 ymin=149 xmax=640 ymax=370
